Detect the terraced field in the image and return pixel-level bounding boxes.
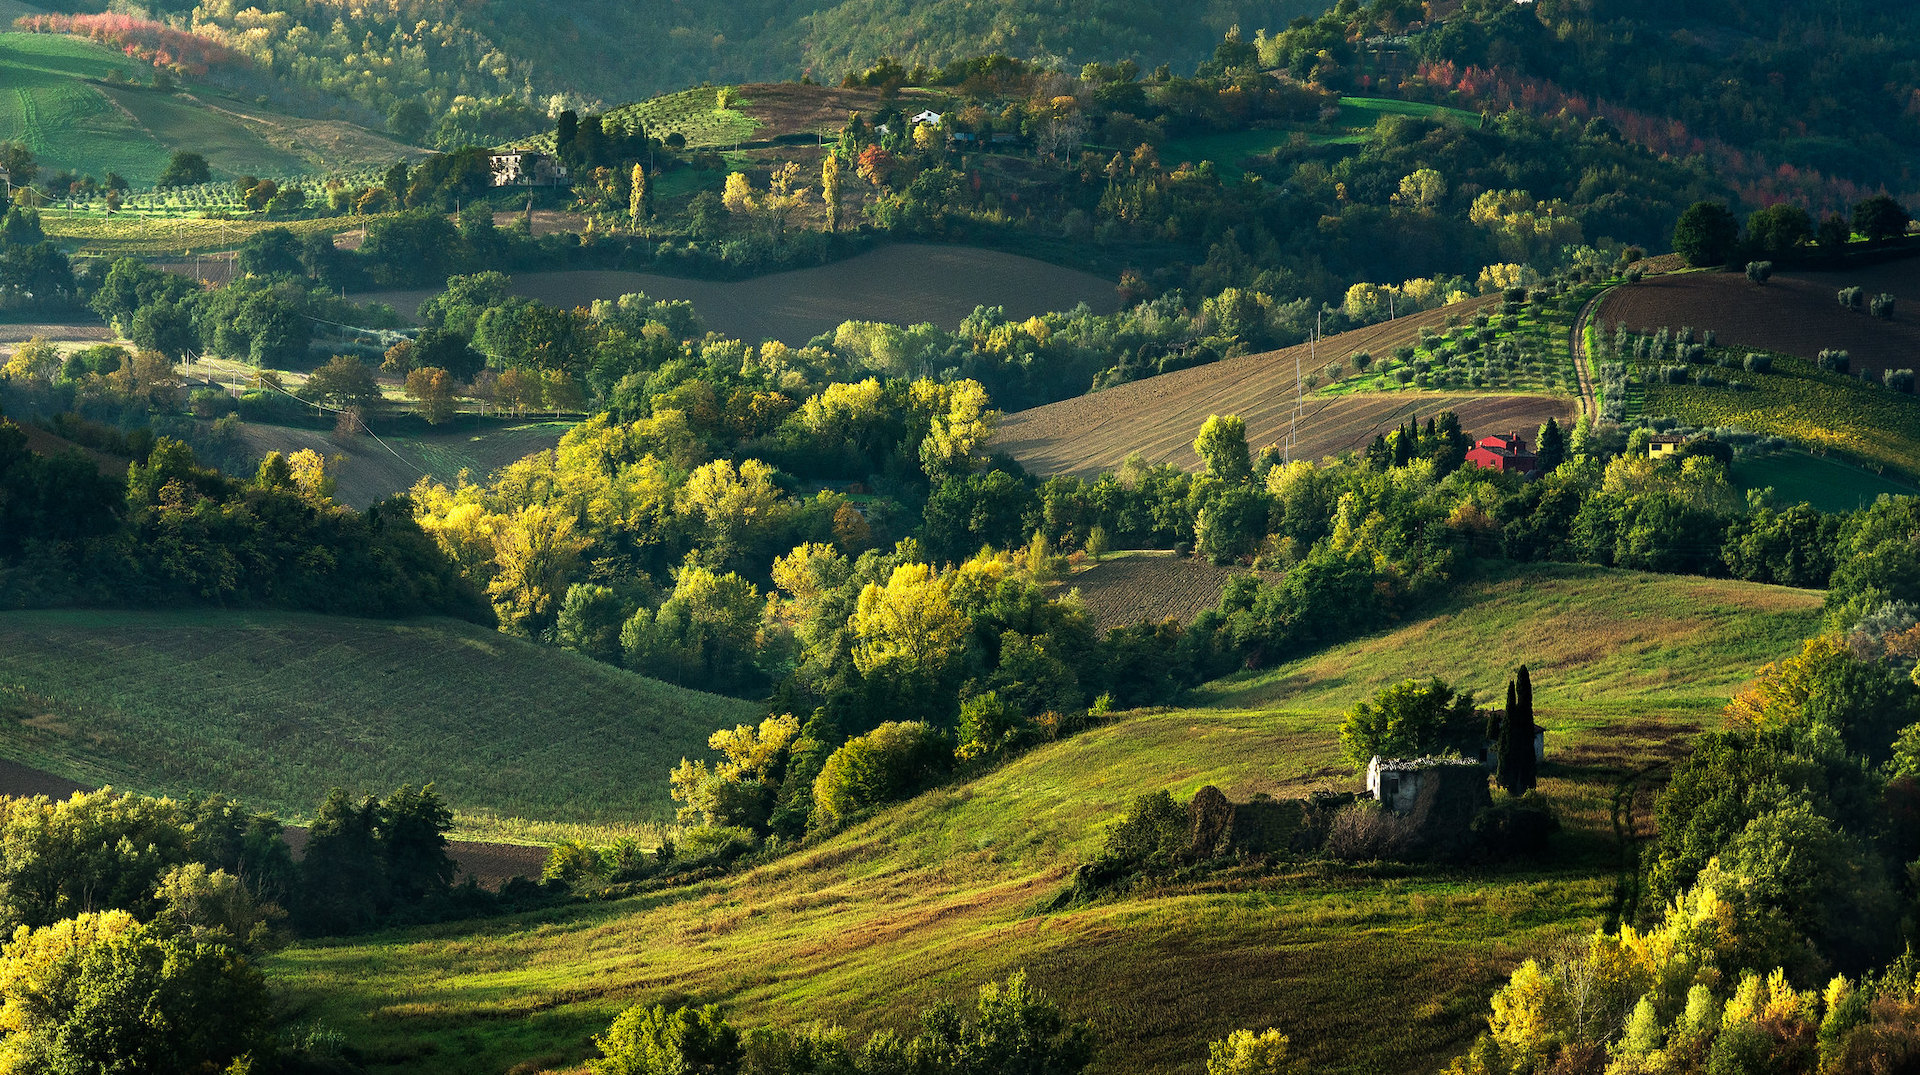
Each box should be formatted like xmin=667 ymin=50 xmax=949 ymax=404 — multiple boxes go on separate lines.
xmin=994 ymin=299 xmax=1575 ymax=478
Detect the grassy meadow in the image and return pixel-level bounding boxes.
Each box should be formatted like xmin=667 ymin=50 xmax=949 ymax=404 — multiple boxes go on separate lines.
xmin=0 ymin=32 xmax=407 ymax=187
xmin=0 ymin=610 xmax=757 ymax=843
xmin=267 ymin=563 xmax=1822 ymax=1075
xmin=1644 ymin=353 xmax=1920 ymax=477
xmin=1162 ymin=96 xmax=1479 ymax=164
xmin=1733 ymin=450 xmax=1920 ymax=513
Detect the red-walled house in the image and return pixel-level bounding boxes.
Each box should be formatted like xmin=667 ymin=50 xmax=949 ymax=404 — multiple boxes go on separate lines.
xmin=1465 ymin=433 xmax=1539 ymax=476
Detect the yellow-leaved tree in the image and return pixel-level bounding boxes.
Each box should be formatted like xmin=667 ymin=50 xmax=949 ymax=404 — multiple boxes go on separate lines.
xmin=851 ymin=562 xmax=967 ymax=683
xmin=486 ymin=502 xmax=589 ymax=634
xmin=821 ymin=152 xmax=844 ymax=232
xmin=0 ymin=336 xmax=59 ymax=381
xmin=913 ymin=378 xmax=995 ymax=480
xmin=676 ymin=458 xmax=788 ymax=570
xmin=668 ymin=712 xmax=800 ymax=828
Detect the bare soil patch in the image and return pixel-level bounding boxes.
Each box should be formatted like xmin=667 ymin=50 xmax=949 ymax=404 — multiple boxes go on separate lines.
xmin=994 ymin=299 xmax=1574 ymax=478
xmin=1061 ymin=554 xmax=1258 ymax=631
xmin=735 ymin=83 xmax=919 ymax=140
xmin=0 ymin=758 xmax=88 ymax=799
xmin=1599 ymin=258 xmax=1920 ymax=378
xmin=486 ymin=209 xmax=586 ymax=237
xmin=351 ymin=243 xmax=1118 ymax=343
xmin=0 ymin=321 xmax=110 ymax=345
xmin=282 ymin=827 xmax=546 ymax=890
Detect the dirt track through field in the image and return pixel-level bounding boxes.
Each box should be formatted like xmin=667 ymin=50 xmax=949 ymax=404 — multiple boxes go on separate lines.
xmin=352 ymin=243 xmax=1119 ymax=344
xmin=1599 ymin=258 xmax=1920 ymax=379
xmin=993 ymin=298 xmax=1576 ymax=478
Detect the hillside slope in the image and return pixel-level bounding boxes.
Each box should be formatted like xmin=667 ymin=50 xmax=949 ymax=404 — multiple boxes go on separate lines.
xmin=1599 ymin=260 xmax=1920 ymax=382
xmin=0 ymin=31 xmax=416 ymax=184
xmin=992 ymin=298 xmax=1576 ymax=478
xmin=270 ymin=564 xmax=1821 ymax=1075
xmin=0 ymin=610 xmax=757 ymax=841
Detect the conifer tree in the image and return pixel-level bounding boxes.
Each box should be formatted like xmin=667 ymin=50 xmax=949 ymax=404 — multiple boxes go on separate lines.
xmin=1514 ymin=664 xmax=1537 ymax=792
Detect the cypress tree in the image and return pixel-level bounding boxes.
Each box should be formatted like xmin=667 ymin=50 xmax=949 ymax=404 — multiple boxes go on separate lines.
xmin=1513 ymin=664 xmax=1537 ymax=793
xmin=1497 ymin=677 xmax=1519 ymax=792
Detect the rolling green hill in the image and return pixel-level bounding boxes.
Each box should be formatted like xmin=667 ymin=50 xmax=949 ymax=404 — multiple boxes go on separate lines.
xmin=0 ymin=610 xmax=758 ymax=842
xmin=0 ymin=31 xmax=414 ymax=186
xmin=268 ymin=564 xmax=1823 ymax=1074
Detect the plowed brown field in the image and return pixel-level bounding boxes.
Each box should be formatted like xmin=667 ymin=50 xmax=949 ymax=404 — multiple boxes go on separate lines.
xmin=1599 ymin=259 xmax=1920 ymax=379
xmin=354 ymin=244 xmax=1119 ymax=344
xmin=1062 ymin=554 xmax=1264 ymax=630
xmin=993 ymin=297 xmax=1575 ymax=477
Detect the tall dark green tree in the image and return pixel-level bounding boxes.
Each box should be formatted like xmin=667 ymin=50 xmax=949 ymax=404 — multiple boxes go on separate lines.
xmin=296 ymin=789 xmax=386 ymax=935
xmin=1852 ymin=195 xmax=1910 ymax=245
xmin=155 ymin=151 xmax=209 ymax=188
xmin=1535 ymin=417 xmax=1567 ymax=471
xmin=1498 ymin=665 xmax=1537 ymax=794
xmin=1673 ymin=202 xmax=1739 ymax=267
xmin=378 ymin=783 xmax=455 ymax=907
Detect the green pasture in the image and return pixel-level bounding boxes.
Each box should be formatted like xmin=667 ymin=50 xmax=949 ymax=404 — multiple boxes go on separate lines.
xmin=1734 ymin=450 xmax=1920 ymax=513
xmin=607 ymin=86 xmax=762 ymax=149
xmin=1201 ymin=561 xmax=1822 ymax=719
xmin=0 ymin=33 xmax=169 ymax=183
xmin=0 ymin=609 xmax=757 ymax=843
xmin=0 ymin=32 xmax=393 ymax=187
xmin=1337 ymin=95 xmax=1479 ymax=127
xmin=267 ymin=563 xmax=1820 ymax=1075
xmin=101 ymin=82 xmax=311 ymax=178
xmin=1162 ymin=96 xmax=1477 ymax=168
xmin=1644 ymin=352 xmax=1920 ymax=479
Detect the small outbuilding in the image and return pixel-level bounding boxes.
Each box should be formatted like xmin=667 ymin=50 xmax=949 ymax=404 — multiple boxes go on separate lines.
xmin=910 ymin=109 xmax=944 ymax=126
xmin=1648 ymin=433 xmax=1686 ymax=459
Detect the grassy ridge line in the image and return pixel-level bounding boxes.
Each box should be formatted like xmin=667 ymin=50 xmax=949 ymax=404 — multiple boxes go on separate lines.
xmin=1200 ymin=562 xmax=1824 ymax=716
xmin=270 ymin=564 xmax=1820 ymax=1074
xmin=0 ymin=610 xmax=757 ymax=842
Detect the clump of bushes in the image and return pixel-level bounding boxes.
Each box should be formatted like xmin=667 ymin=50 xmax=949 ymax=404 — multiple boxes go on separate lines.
xmin=1839 ymin=285 xmax=1865 ymax=310
xmin=1745 ymin=260 xmax=1772 ymax=284
xmin=1324 ymin=801 xmax=1414 ymax=861
xmin=1885 ymin=368 xmax=1915 ymax=393
xmin=1743 ymin=352 xmax=1772 ymax=372
xmin=1872 ymin=292 xmax=1897 ymax=319
xmin=1819 ymin=348 xmax=1852 ymax=373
